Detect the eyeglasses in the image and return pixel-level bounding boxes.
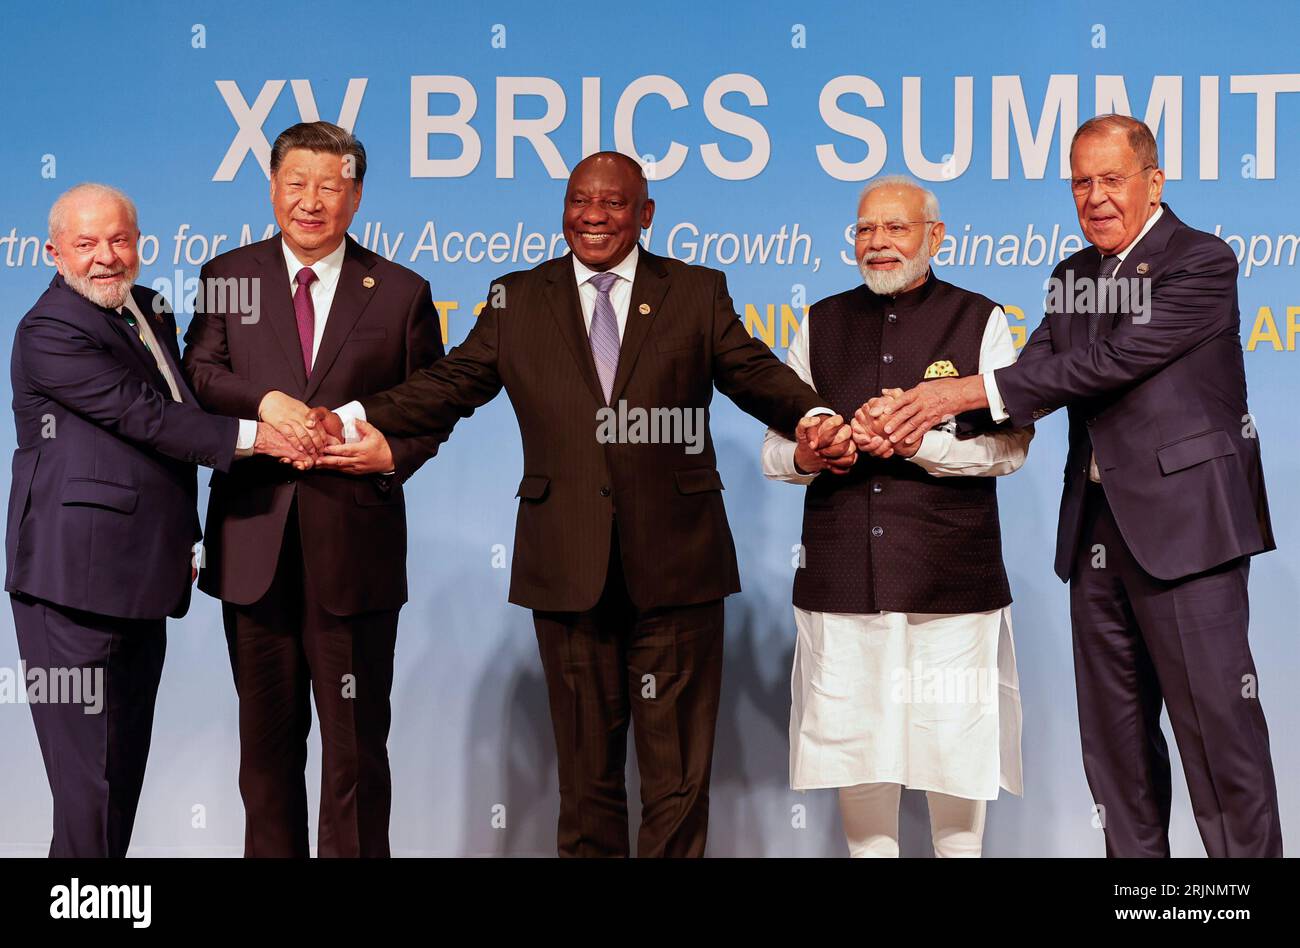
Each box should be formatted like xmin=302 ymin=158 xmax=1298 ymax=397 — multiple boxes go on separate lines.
xmin=1070 ymin=166 xmax=1154 ymax=195
xmin=854 ymin=220 xmax=935 ymax=240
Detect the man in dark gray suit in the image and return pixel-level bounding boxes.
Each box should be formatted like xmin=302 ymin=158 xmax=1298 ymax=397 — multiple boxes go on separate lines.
xmin=861 ymin=115 xmax=1280 ymax=858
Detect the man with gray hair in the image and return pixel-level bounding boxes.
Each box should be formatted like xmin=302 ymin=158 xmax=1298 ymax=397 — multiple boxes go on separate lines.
xmin=872 ymin=114 xmax=1281 ymax=858
xmin=762 ymin=175 xmax=1033 ymax=856
xmin=6 ymin=183 xmax=307 ymax=856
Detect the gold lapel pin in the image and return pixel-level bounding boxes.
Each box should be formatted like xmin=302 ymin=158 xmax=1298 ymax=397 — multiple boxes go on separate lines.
xmin=362 ymin=276 xmax=376 ymax=288
xmin=1135 ymin=262 xmax=1149 ymax=274
xmin=638 ymin=303 xmax=651 ymax=315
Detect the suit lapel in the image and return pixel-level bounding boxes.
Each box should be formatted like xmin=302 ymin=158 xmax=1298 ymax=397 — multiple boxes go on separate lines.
xmin=127 ymin=286 xmax=197 ymax=406
xmin=256 ymin=236 xmax=310 ymax=393
xmin=544 ymin=255 xmax=606 ymax=407
xmin=304 ymin=237 xmax=377 ymax=402
xmin=609 ymin=251 xmax=669 ymax=404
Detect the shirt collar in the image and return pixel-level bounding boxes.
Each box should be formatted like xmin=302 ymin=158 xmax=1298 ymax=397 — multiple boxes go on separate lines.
xmin=572 ymin=244 xmax=639 ymax=289
xmin=1112 ymin=205 xmax=1164 ymax=263
xmin=282 ymin=237 xmax=346 ymax=288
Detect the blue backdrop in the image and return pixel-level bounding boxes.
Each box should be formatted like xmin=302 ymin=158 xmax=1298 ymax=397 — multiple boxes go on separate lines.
xmin=0 ymin=0 xmax=1295 ymax=856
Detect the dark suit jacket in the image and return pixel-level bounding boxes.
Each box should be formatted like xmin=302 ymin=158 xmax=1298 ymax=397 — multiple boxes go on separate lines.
xmin=361 ymin=249 xmax=823 ymax=612
xmin=182 ymin=235 xmax=445 ymax=615
xmin=995 ymin=203 xmax=1274 ymax=582
xmin=6 ymin=276 xmax=238 ymax=619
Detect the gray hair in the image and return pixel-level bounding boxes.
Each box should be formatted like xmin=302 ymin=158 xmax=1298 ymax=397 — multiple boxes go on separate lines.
xmin=48 ymin=183 xmax=138 ymax=242
xmin=858 ymin=174 xmax=940 ymax=222
xmin=1071 ymin=113 xmax=1160 ymax=169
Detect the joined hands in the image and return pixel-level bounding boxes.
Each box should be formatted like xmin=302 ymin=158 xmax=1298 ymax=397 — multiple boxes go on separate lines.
xmin=251 ymin=397 xmax=395 ymax=475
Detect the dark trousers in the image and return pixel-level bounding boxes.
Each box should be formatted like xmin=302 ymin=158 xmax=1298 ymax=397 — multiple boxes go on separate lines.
xmin=223 ymin=504 xmax=398 ymax=858
xmin=533 ymin=532 xmax=725 ymax=858
xmin=1070 ymin=483 xmax=1282 ymax=857
xmin=10 ymin=592 xmax=166 ymax=858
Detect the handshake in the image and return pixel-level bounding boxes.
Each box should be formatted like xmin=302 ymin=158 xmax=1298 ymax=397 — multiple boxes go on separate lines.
xmin=794 ymin=385 xmax=938 ymax=474
xmin=252 ymin=392 xmax=393 ymax=475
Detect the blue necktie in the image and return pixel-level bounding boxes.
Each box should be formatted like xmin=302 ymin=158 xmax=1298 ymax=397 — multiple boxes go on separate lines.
xmin=587 ymin=271 xmax=621 ymax=403
xmin=1089 ymin=254 xmax=1121 ymax=343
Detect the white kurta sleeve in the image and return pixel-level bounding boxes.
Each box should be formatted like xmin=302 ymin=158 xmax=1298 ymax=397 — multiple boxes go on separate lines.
xmin=762 ymin=314 xmax=822 ymax=485
xmin=908 ymin=306 xmax=1034 ymax=477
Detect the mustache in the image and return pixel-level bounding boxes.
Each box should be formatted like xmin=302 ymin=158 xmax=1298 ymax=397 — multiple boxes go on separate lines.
xmin=862 ymin=253 xmax=906 ymax=264
xmin=87 ymin=267 xmax=127 ymax=278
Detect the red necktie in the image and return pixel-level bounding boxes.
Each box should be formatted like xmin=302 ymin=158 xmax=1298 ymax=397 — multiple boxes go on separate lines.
xmin=293 ymin=266 xmax=318 ymax=373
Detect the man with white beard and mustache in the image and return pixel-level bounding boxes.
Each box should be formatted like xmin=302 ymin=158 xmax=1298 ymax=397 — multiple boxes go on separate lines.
xmin=761 ymin=176 xmax=1033 ymax=857
xmin=6 ymin=183 xmax=308 ymax=856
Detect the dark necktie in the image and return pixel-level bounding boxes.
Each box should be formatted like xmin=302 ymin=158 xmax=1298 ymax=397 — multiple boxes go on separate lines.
xmin=1089 ymin=254 xmax=1121 ymax=343
xmin=587 ymin=271 xmax=621 ymax=403
xmin=293 ymin=266 xmax=318 ymax=373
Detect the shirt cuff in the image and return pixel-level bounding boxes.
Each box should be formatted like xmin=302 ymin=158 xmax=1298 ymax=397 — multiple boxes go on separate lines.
xmin=805 ymin=406 xmax=836 ymax=417
xmin=906 ymin=429 xmax=949 ymax=469
xmin=333 ymin=401 xmax=366 ymax=444
xmin=982 ymin=372 xmax=1009 ymax=423
xmin=234 ymin=418 xmax=258 ymax=458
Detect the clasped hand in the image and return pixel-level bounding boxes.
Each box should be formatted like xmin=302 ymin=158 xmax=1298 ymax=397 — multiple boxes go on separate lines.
xmin=253 ymin=394 xmax=394 ymax=474
xmin=793 ymin=414 xmax=857 ymax=475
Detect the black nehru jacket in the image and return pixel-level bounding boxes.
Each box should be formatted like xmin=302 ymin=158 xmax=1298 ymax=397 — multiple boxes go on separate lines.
xmin=793 ymin=273 xmax=1013 ymax=615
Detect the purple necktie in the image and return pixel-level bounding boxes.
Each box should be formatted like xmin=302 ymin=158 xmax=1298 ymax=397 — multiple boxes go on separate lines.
xmin=587 ymin=271 xmax=620 ymax=403
xmin=293 ymin=266 xmax=317 ymax=373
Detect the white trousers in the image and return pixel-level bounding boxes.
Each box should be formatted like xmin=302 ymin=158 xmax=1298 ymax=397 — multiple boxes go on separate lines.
xmin=839 ymin=782 xmax=986 ymax=857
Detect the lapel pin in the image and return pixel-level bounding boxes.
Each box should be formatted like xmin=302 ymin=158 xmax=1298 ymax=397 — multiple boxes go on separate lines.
xmin=638 ymin=303 xmax=651 ymax=315
xmin=362 ymin=276 xmax=376 ymax=288
xmin=1136 ymin=262 xmax=1149 ymax=274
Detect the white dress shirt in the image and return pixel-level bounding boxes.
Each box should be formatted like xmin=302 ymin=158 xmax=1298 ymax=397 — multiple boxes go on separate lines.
xmin=982 ymin=206 xmax=1164 ymax=482
xmin=282 ymin=238 xmax=346 ymax=367
xmin=118 ymin=293 xmax=260 ymax=452
xmin=572 ymin=245 xmax=640 ymax=340
xmin=763 ymin=305 xmax=1034 ymax=483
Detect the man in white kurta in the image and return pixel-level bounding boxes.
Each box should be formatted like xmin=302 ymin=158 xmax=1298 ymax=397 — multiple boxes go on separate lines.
xmin=763 ymin=176 xmax=1032 ymax=857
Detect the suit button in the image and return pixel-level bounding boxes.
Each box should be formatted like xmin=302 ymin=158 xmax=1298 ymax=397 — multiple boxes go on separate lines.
xmin=599 ymin=486 xmax=611 ymax=497
xmin=1086 ymin=417 xmax=1095 ymax=427
xmin=887 ymin=313 xmax=897 ymax=323
xmin=871 ymin=526 xmax=884 ymax=538
xmin=882 ymin=353 xmax=894 ymax=364
xmin=872 ymin=483 xmax=883 ymax=493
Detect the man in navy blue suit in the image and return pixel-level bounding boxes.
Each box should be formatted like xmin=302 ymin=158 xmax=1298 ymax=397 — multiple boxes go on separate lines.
xmin=6 ymin=183 xmax=312 ymax=857
xmin=856 ymin=115 xmax=1280 ymax=857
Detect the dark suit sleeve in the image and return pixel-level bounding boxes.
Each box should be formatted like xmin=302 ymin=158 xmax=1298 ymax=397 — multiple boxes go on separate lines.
xmin=708 ymin=271 xmax=823 ymax=435
xmin=181 ymin=262 xmax=272 ymax=419
xmin=361 ymin=280 xmax=506 ymax=440
xmin=18 ymin=311 xmax=238 ymax=471
xmin=383 ymin=279 xmax=448 ymax=483
xmin=994 ymin=240 xmax=1238 ymax=429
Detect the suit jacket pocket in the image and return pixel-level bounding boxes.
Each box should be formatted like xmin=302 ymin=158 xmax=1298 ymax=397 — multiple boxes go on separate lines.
xmin=674 ymin=467 xmax=724 ymax=494
xmin=62 ymin=477 xmax=139 ymax=514
xmin=349 ymin=328 xmax=389 ymax=342
xmin=1155 ymin=428 xmax=1235 ymax=475
xmin=656 ymin=332 xmax=704 ymax=354
xmin=516 ymin=475 xmax=550 ymax=501
xmin=354 ymin=478 xmax=401 ymax=506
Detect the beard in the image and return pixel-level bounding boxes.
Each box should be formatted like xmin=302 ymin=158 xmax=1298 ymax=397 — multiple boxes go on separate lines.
xmin=63 ymin=258 xmax=140 ymax=309
xmin=858 ymin=244 xmax=932 ymax=296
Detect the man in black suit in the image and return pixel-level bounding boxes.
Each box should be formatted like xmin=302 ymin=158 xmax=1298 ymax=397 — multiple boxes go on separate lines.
xmin=311 ymin=152 xmax=855 ymax=856
xmin=7 ymin=184 xmax=303 ymax=856
xmin=182 ymin=122 xmax=446 ymax=857
xmin=863 ymin=115 xmax=1280 ymax=857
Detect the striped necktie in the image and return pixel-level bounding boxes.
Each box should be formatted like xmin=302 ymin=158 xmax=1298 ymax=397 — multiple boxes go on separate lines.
xmin=587 ymin=271 xmax=621 ymax=403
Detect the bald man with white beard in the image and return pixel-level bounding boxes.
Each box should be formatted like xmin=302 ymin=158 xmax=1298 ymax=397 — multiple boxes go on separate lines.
xmin=6 ymin=184 xmax=305 ymax=856
xmin=763 ymin=176 xmax=1033 ymax=857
